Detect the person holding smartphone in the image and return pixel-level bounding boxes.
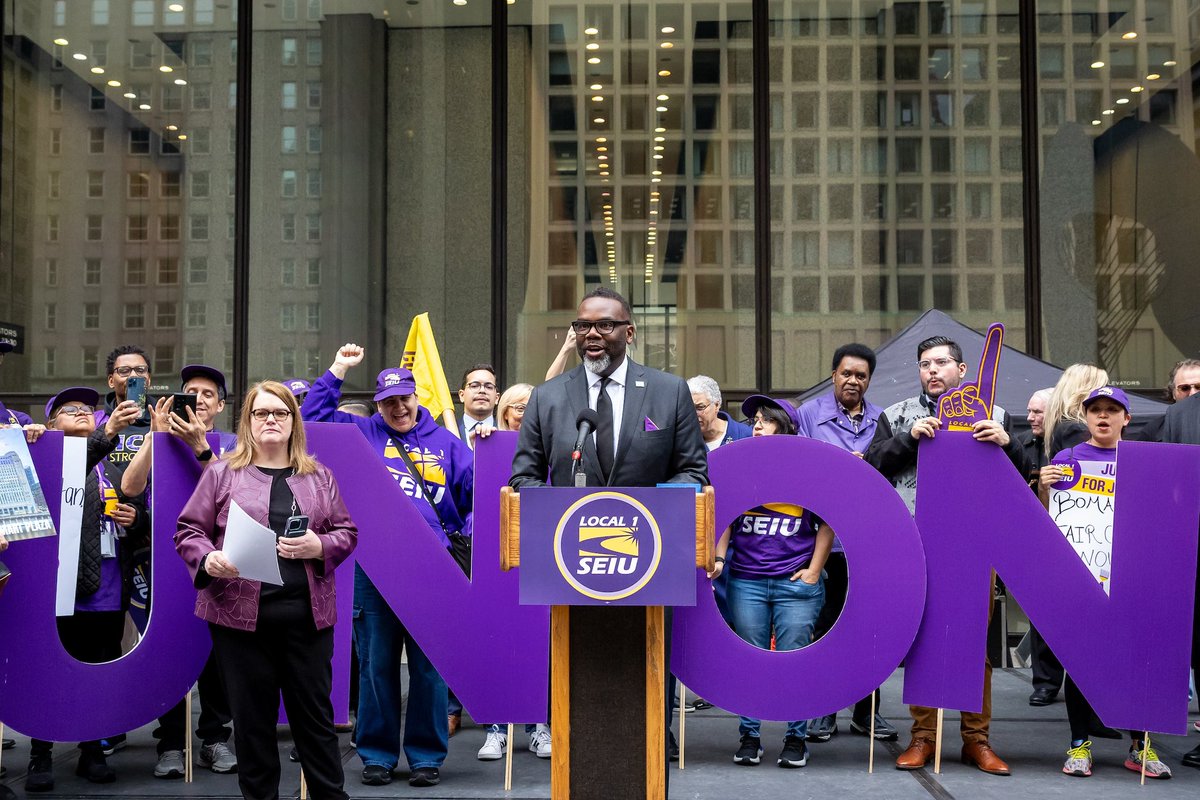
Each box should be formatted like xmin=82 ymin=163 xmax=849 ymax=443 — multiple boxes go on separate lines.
xmin=120 ymin=364 xmax=240 ymax=777
xmin=175 ymin=380 xmax=357 ymax=800
xmin=23 ymin=388 xmax=143 ymax=792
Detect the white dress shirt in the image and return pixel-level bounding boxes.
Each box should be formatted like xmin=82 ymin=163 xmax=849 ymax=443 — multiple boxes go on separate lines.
xmin=586 ymin=358 xmax=627 ymax=459
xmin=461 ymin=414 xmax=494 ymax=449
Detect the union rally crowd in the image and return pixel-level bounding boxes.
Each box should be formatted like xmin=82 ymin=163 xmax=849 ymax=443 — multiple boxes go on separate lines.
xmin=1 ymin=286 xmax=1199 ymax=799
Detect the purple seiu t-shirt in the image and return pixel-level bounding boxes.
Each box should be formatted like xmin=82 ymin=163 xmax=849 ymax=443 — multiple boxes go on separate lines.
xmin=75 ymin=465 xmax=123 ymax=612
xmin=727 ymin=502 xmax=818 ymax=578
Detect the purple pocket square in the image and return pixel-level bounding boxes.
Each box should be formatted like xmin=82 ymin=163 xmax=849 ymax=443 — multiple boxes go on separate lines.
xmin=644 ymin=417 xmax=660 ymax=432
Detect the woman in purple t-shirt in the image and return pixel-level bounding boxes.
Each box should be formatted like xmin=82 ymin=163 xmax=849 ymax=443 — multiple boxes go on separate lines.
xmin=708 ymin=395 xmax=832 ymax=771
xmin=1039 ymin=386 xmax=1171 ymax=780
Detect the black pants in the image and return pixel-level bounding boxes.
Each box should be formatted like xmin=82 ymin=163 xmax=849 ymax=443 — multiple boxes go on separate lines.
xmin=153 ymin=652 xmax=233 ymax=753
xmin=31 ymin=610 xmax=126 ymax=755
xmin=811 ymin=552 xmax=877 ymax=719
xmin=1029 ymin=623 xmax=1065 ymax=693
xmin=210 ymin=603 xmax=348 ymax=800
xmin=1064 ymin=675 xmax=1135 ymax=743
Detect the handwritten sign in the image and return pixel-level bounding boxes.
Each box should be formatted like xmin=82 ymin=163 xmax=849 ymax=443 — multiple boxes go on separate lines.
xmin=1049 ymin=452 xmax=1115 ymax=594
xmin=54 ymin=436 xmax=87 ymax=615
xmin=937 ymin=323 xmax=1003 ymax=431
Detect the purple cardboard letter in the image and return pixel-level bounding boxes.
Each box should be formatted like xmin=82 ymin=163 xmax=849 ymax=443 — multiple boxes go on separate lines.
xmin=0 ymin=433 xmax=211 ymax=740
xmin=672 ymin=436 xmax=926 ymax=720
xmin=906 ymin=436 xmax=1200 ymax=733
xmin=308 ymin=425 xmax=550 ymax=723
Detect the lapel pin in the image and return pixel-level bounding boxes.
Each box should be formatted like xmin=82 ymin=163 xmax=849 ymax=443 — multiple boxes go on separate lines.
xmin=635 ymin=380 xmax=645 ymax=388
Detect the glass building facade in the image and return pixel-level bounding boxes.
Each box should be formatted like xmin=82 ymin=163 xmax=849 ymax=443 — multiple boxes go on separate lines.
xmin=2 ymin=0 xmax=1198 ymax=419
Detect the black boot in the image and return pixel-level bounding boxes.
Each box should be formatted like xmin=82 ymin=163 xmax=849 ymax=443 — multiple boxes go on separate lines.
xmin=75 ymin=749 xmax=116 ymax=784
xmin=25 ymin=750 xmax=54 ymax=793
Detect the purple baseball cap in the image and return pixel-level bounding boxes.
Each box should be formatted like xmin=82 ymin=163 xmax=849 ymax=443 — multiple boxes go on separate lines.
xmin=45 ymin=387 xmax=100 ymax=422
xmin=373 ymin=367 xmax=417 ymax=402
xmin=180 ymin=364 xmax=227 ymax=399
xmin=741 ymin=395 xmax=801 ymax=433
xmin=1082 ymin=385 xmax=1131 ymax=414
xmin=283 ymin=378 xmax=311 ymax=397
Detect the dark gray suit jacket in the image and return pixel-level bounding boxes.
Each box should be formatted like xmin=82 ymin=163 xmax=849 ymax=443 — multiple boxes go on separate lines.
xmin=1161 ymin=392 xmax=1200 ymax=444
xmin=510 ymin=360 xmax=708 ymax=489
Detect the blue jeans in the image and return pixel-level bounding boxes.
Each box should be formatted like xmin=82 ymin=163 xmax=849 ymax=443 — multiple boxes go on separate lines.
xmin=353 ymin=566 xmax=449 ymax=770
xmin=727 ymin=572 xmax=824 ymax=740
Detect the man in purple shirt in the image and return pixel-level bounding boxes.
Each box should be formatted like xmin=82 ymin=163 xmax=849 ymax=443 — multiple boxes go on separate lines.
xmin=795 ymin=343 xmax=898 ymax=743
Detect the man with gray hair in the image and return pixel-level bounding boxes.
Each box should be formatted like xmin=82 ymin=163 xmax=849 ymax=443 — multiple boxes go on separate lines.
xmin=687 ymin=375 xmax=752 ymax=451
xmin=1019 ymin=388 xmax=1065 ymax=707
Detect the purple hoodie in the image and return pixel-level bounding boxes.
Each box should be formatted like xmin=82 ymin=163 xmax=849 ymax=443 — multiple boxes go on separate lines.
xmin=301 ymin=371 xmax=474 ymax=546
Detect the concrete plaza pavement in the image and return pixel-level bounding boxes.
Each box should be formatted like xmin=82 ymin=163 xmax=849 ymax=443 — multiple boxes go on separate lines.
xmin=2 ymin=667 xmax=1197 ymax=799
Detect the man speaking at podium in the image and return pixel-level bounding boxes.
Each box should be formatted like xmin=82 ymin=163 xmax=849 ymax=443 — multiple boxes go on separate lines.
xmin=511 ymin=287 xmax=708 ymax=491
xmin=510 ymin=287 xmax=708 ymax=798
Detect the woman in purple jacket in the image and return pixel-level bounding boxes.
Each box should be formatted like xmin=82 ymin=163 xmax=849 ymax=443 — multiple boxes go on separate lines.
xmin=175 ymin=381 xmax=357 ymax=800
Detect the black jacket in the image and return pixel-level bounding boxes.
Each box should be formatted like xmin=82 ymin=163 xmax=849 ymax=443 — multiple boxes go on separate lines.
xmin=76 ymin=429 xmax=149 ymax=601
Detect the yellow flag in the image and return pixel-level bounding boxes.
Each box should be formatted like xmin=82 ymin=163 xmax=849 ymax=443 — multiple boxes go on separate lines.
xmin=401 ymin=313 xmax=456 ymax=427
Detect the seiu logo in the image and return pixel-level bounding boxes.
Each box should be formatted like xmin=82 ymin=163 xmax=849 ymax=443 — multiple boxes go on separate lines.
xmin=739 ymin=514 xmax=805 ymax=537
xmin=578 ymin=556 xmax=638 ymax=575
xmin=394 ymin=472 xmax=445 ymax=505
xmin=575 ymin=515 xmax=639 ymax=576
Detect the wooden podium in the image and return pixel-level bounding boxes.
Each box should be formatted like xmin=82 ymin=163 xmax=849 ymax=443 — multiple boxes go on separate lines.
xmin=500 ymin=486 xmax=714 ymax=800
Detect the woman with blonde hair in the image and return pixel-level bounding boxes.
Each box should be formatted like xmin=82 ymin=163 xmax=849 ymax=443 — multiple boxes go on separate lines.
xmin=496 ymin=383 xmax=533 ymax=432
xmin=176 ymin=380 xmax=357 ymax=800
xmin=1043 ymin=364 xmax=1109 ymax=457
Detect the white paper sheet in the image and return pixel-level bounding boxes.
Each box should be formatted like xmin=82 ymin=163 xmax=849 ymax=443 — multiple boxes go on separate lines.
xmin=222 ymin=501 xmax=284 ymax=585
xmin=55 ymin=436 xmax=88 ymax=616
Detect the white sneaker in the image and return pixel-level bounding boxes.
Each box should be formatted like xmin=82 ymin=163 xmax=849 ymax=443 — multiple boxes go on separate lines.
xmin=477 ymin=728 xmax=508 ymax=761
xmin=529 ymin=724 xmax=552 ymax=758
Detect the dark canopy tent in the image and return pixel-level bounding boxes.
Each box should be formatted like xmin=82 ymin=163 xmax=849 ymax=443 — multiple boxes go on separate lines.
xmin=789 ymin=310 xmax=1168 ymax=439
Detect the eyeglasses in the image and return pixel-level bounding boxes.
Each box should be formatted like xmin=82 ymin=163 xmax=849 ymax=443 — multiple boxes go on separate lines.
xmin=693 ymin=402 xmax=711 ymax=413
xmin=250 ymin=408 xmax=293 ymax=421
xmin=55 ymin=405 xmax=95 ymax=417
xmin=752 ymin=414 xmax=773 ymax=427
xmin=112 ymin=365 xmax=149 ymax=377
xmin=466 ymin=381 xmax=497 ymax=392
xmin=510 ymin=404 xmax=527 ymax=413
xmin=917 ymin=357 xmax=958 ymax=371
xmin=571 ymin=319 xmax=631 ymax=335
xmin=1176 ymin=383 xmax=1200 ymax=394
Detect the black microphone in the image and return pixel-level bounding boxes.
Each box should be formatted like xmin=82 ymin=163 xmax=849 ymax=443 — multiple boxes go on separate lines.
xmin=572 ymin=408 xmax=599 ymax=463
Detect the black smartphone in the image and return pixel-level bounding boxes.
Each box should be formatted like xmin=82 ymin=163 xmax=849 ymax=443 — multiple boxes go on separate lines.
xmin=126 ymin=376 xmax=147 ymax=411
xmin=283 ymin=514 xmax=309 ymax=538
xmin=171 ymin=393 xmax=198 ymax=419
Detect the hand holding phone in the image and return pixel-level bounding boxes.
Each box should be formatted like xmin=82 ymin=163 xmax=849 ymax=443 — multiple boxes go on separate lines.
xmin=126 ymin=376 xmax=147 ymax=411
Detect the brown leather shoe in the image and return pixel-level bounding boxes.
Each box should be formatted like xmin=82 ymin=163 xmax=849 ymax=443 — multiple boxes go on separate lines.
xmin=448 ymin=714 xmax=461 ymax=738
xmin=895 ymin=738 xmax=935 ymax=770
xmin=961 ymin=742 xmax=1011 ymax=775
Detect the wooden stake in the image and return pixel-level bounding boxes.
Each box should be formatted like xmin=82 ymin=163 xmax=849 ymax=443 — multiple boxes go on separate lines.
xmin=184 ymin=689 xmax=194 ymax=783
xmin=504 ymin=723 xmax=514 ymax=791
xmin=678 ymin=682 xmax=685 ymax=770
xmin=1140 ymin=731 xmax=1150 ymax=786
xmin=867 ymin=693 xmax=876 ymax=774
xmin=300 ymin=768 xmax=308 ymax=799
xmin=933 ymin=708 xmax=944 ymax=774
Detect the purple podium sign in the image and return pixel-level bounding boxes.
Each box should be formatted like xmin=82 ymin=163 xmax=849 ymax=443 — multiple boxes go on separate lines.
xmin=519 ymin=487 xmax=697 ymax=606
